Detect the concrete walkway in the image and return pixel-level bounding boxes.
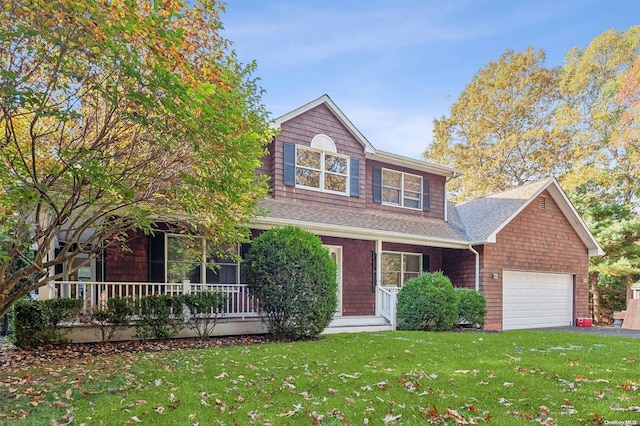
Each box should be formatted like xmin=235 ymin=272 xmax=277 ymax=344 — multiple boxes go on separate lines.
xmin=529 ymin=325 xmax=640 ymax=339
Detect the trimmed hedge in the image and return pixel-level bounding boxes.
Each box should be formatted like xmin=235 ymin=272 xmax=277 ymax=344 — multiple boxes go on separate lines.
xmin=13 ymin=298 xmax=83 ymax=348
xmin=456 ymin=287 xmax=487 ymax=327
xmin=396 ymin=271 xmax=460 ymax=331
xmin=245 ymin=225 xmax=337 ymax=340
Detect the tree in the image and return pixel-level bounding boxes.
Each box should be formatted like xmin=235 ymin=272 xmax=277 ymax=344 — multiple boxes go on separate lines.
xmin=570 ymin=184 xmax=640 ymax=323
xmin=558 ymin=27 xmax=640 ymax=318
xmin=244 ymin=226 xmax=337 ymax=340
xmin=425 ymin=47 xmax=569 ymax=201
xmin=558 ymin=26 xmax=640 ymax=204
xmin=0 ymin=0 xmax=274 ymax=318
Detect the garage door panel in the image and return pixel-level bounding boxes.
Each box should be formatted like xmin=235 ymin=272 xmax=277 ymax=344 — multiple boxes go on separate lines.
xmin=503 ymin=271 xmax=573 ymax=330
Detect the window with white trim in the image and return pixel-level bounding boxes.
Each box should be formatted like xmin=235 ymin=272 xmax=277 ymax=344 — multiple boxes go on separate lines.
xmin=296 ymin=145 xmax=349 ymax=194
xmin=382 ymin=169 xmax=422 ymax=209
xmin=165 ymin=235 xmax=243 ymax=284
xmin=381 ymin=252 xmax=421 ymax=287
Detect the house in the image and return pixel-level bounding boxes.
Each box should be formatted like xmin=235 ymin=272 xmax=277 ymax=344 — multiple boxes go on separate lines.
xmin=45 ymin=94 xmax=603 ymax=339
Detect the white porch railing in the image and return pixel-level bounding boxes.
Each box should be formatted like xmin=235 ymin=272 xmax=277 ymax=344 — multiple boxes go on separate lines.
xmin=377 ymin=286 xmax=399 ymax=330
xmin=46 ymin=281 xmax=260 ymax=319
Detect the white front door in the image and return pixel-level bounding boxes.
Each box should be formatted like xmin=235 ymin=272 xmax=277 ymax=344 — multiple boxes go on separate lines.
xmin=326 ymin=246 xmax=343 ymax=316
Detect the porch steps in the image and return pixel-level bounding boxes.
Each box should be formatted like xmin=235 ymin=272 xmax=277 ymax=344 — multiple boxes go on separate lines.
xmin=323 ymin=315 xmax=393 ymax=334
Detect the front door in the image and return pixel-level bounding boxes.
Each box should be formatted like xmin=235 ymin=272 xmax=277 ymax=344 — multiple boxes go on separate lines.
xmin=326 ymin=246 xmax=343 ymax=316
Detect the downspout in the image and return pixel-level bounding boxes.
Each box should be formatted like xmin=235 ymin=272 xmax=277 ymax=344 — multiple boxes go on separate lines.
xmin=468 ymin=245 xmax=480 ymax=292
xmin=444 ymin=185 xmax=448 ymax=222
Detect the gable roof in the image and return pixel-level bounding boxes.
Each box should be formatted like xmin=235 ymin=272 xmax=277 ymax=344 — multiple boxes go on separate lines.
xmin=453 ymin=178 xmax=604 ymax=256
xmin=271 ymin=94 xmax=461 ymax=178
xmin=271 ymin=94 xmax=376 ymax=154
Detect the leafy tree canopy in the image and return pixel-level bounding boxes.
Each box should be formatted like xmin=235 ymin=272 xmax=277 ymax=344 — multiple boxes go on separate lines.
xmin=0 ymin=0 xmax=274 ymax=317
xmin=426 ymin=47 xmax=570 ymax=201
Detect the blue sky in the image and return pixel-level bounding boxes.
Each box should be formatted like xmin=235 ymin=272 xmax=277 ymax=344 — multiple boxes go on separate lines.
xmin=222 ymin=0 xmax=638 ymax=159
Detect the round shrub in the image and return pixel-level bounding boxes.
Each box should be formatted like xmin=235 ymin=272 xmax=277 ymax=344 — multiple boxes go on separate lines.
xmin=455 ymin=288 xmax=487 ymax=327
xmin=396 ymin=271 xmax=459 ymax=331
xmin=245 ymin=225 xmax=337 ymax=340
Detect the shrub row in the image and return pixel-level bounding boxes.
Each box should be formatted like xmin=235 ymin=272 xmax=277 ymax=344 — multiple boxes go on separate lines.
xmin=12 ymin=292 xmax=226 ymax=348
xmin=397 ymin=271 xmax=486 ymax=331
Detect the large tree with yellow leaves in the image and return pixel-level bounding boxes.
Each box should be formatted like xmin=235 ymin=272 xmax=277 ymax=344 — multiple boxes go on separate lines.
xmin=0 ymin=0 xmax=273 ymax=317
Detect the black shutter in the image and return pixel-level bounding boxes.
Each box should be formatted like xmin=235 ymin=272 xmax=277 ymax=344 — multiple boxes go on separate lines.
xmin=423 ymin=179 xmax=430 ymax=211
xmin=149 ymin=233 xmax=165 ymax=283
xmin=373 ymin=168 xmax=382 ymax=203
xmin=372 ymin=251 xmax=377 ymax=292
xmin=283 ymin=142 xmax=295 ymax=186
xmin=349 ymin=158 xmax=360 ymax=197
xmin=422 ymin=254 xmax=430 ymax=274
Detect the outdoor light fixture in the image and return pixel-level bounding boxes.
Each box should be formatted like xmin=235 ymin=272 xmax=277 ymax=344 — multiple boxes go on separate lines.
xmin=492 ymin=273 xmax=499 ymax=279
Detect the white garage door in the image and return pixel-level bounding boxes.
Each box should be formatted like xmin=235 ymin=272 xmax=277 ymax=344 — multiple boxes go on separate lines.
xmin=503 ymin=271 xmax=573 ymax=330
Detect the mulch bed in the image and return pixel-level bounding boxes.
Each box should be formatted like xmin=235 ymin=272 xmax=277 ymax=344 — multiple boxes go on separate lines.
xmin=0 ymin=334 xmax=272 ymax=373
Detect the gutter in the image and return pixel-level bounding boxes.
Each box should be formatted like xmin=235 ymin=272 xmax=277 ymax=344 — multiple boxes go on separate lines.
xmin=468 ymin=245 xmax=480 ymax=292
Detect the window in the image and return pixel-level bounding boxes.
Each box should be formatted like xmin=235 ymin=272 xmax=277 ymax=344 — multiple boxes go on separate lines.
xmin=165 ymin=235 xmax=243 ymax=284
xmin=296 ymin=146 xmax=349 ymax=194
xmin=382 ymin=169 xmax=422 ymax=209
xmin=381 ymin=252 xmax=422 ymax=287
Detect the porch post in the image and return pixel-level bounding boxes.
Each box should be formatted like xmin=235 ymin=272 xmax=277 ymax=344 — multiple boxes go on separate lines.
xmin=182 ymin=279 xmax=191 ymax=322
xmin=38 ymin=240 xmax=57 ymax=300
xmin=390 ymin=287 xmax=398 ymax=331
xmin=375 ymin=239 xmax=382 ymax=316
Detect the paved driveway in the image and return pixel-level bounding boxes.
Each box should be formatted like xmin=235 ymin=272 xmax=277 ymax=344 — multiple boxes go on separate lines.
xmin=530 ymin=326 xmax=640 ymax=338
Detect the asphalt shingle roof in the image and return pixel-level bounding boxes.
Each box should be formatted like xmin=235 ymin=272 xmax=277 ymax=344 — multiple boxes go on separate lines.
xmin=257 ymin=178 xmax=559 ymax=247
xmin=258 ymin=198 xmax=469 ymax=243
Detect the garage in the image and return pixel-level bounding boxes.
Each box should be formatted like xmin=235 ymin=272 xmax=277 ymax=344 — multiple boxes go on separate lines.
xmin=503 ymin=270 xmax=573 ymax=330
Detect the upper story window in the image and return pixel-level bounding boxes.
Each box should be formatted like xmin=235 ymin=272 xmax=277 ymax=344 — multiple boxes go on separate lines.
xmin=381 ymin=169 xmax=423 ymax=210
xmin=296 ymin=146 xmax=349 ymax=193
xmin=283 ymin=134 xmax=361 ymax=197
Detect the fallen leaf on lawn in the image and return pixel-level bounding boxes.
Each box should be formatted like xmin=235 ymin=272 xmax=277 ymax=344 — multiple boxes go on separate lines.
xmin=339 ymin=373 xmax=361 ymax=380
xmin=130 ymin=416 xmax=141 ymax=423
xmin=155 ymin=406 xmax=165 ymax=414
xmin=503 ymin=382 xmax=514 ymax=387
xmin=154 ymin=379 xmax=162 ymax=386
xmin=215 ymin=372 xmax=228 ymax=380
xmin=278 ymin=410 xmax=296 ymax=417
xmin=382 ymin=413 xmax=402 ymax=423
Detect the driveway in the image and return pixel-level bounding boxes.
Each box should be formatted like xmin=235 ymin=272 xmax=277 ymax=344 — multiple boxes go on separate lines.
xmin=530 ymin=325 xmax=640 ymax=338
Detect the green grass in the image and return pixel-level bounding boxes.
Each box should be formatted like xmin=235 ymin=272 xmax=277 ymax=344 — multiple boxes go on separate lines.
xmin=1 ymin=331 xmax=639 ymax=425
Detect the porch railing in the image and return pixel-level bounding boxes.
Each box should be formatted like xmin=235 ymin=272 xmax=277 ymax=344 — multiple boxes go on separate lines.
xmin=378 ymin=286 xmax=399 ymax=330
xmin=46 ymin=281 xmax=260 ymax=319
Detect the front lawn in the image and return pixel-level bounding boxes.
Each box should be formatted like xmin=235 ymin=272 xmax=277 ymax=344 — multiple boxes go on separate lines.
xmin=1 ymin=331 xmax=639 ymax=425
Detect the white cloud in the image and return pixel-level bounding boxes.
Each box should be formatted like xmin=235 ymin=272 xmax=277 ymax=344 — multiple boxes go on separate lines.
xmin=343 ymin=103 xmax=435 ymax=160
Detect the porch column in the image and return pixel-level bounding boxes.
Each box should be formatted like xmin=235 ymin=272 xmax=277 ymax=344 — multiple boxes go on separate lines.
xmin=38 ymin=238 xmax=57 ymax=300
xmin=375 ymin=239 xmax=382 ymax=316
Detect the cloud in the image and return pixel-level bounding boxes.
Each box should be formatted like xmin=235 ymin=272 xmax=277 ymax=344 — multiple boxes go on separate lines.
xmin=223 ymin=1 xmax=576 ymax=69
xmin=342 ymin=103 xmax=435 ymax=160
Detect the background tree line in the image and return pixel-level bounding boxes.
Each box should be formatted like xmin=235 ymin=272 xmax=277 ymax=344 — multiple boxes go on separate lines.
xmin=425 ymin=27 xmax=640 ymax=323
